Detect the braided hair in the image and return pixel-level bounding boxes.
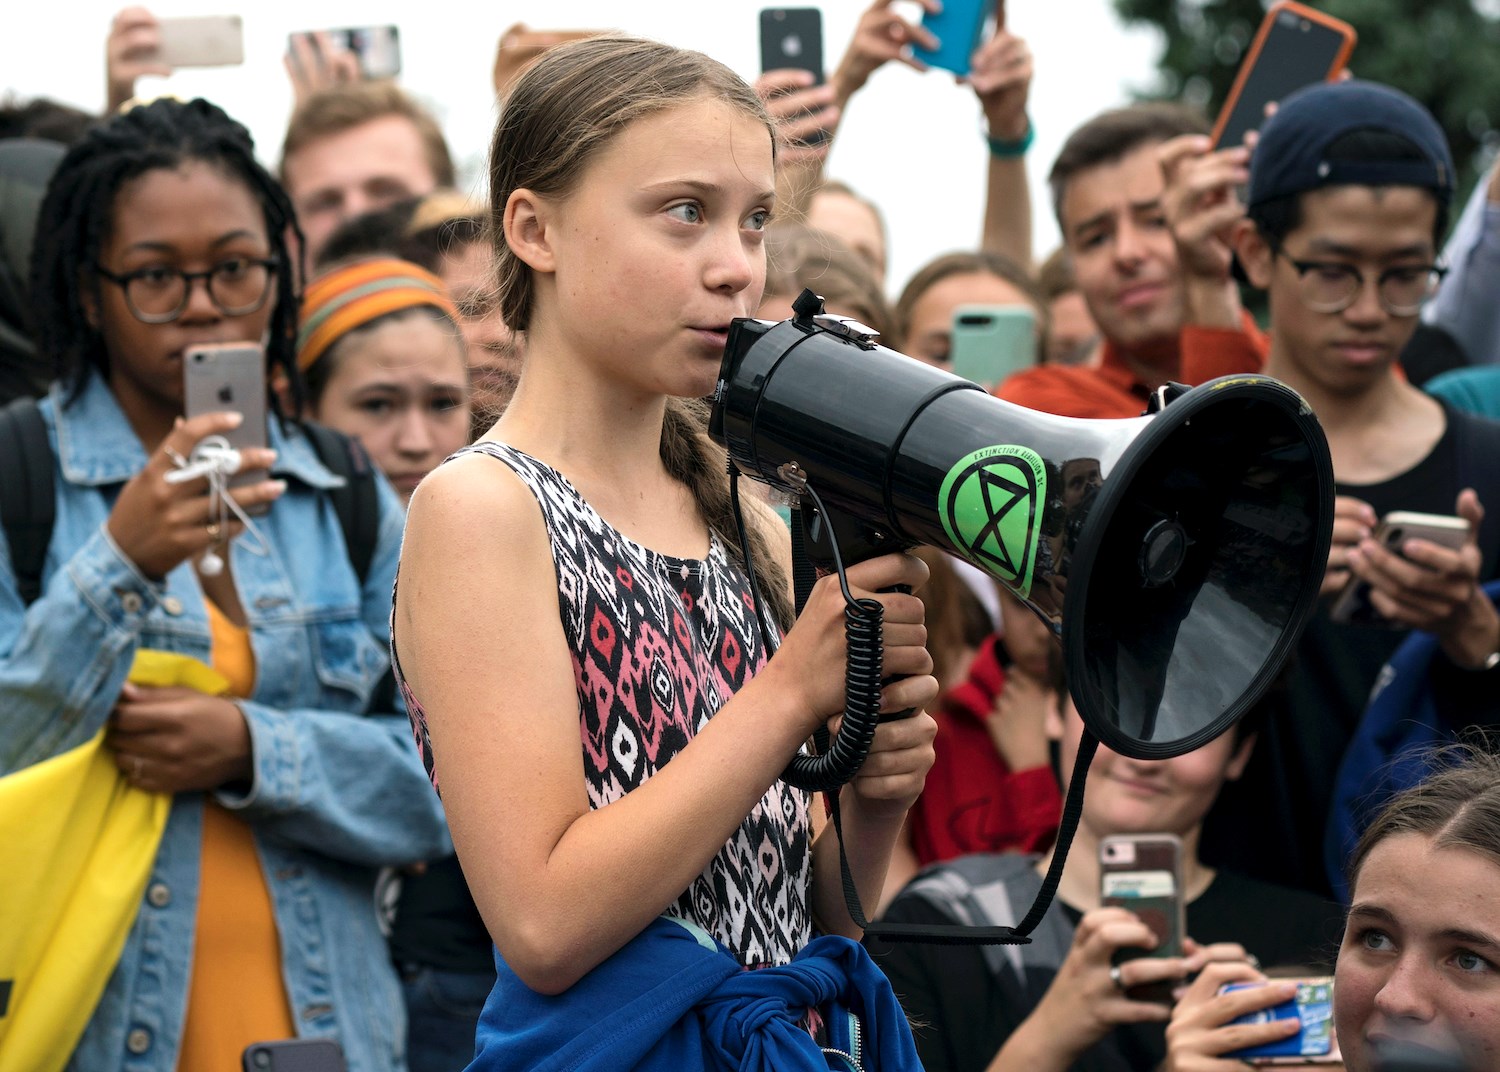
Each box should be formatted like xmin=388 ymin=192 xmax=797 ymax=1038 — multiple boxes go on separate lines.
xmin=29 ymin=97 xmax=305 ymax=411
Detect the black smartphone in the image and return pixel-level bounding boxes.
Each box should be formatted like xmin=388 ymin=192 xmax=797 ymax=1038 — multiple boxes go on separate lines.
xmin=242 ymin=1039 xmax=347 ymax=1072
xmin=1211 ymin=1 xmax=1356 ymax=150
xmin=759 ymin=8 xmax=825 ymax=84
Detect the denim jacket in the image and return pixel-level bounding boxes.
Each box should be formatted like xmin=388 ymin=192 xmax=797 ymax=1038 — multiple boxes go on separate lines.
xmin=0 ymin=374 xmax=452 ymax=1072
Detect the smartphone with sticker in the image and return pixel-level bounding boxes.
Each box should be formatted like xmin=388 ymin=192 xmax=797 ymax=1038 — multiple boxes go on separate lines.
xmin=155 ymin=15 xmax=245 ymax=69
xmin=912 ymin=0 xmax=996 ymax=77
xmin=183 ymin=343 xmax=270 ymax=512
xmin=950 ymin=305 xmax=1037 ymax=390
xmin=1100 ymin=833 xmax=1184 ymax=1002
xmin=288 ymin=26 xmax=402 ymax=81
xmin=242 ymin=1038 xmax=347 ymax=1072
xmin=1221 ymin=978 xmax=1341 ymax=1064
xmin=1211 ymin=2 xmax=1356 ymax=150
xmin=1329 ymin=511 xmax=1471 ymax=625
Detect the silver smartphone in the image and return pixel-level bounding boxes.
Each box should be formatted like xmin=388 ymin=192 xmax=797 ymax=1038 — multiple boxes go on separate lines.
xmin=156 ymin=15 xmax=246 ymax=68
xmin=183 ymin=343 xmax=270 ymax=512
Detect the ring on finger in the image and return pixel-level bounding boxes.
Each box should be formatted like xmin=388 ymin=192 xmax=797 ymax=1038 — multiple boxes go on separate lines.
xmin=205 ymin=521 xmax=221 ymax=540
xmin=1109 ymin=964 xmax=1127 ymax=992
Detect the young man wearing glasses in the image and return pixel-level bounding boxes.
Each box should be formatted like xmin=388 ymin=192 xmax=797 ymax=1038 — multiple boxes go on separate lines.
xmin=1208 ymin=80 xmax=1500 ymax=898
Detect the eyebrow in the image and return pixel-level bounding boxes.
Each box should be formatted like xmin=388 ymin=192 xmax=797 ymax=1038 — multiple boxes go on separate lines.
xmin=1302 ymin=238 xmax=1433 ymax=260
xmin=1348 ymin=904 xmax=1500 ymax=952
xmin=124 ymin=230 xmax=265 ymax=255
xmin=1071 ymin=199 xmax=1161 ymax=239
xmin=642 ymin=178 xmax=777 ymax=204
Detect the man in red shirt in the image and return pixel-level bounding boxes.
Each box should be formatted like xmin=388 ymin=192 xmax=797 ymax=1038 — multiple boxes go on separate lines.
xmin=999 ymin=104 xmax=1266 ymax=418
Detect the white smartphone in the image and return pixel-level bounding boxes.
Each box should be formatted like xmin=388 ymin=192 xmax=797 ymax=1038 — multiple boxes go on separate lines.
xmin=183 ymin=343 xmax=269 ymax=511
xmin=155 ymin=16 xmax=245 ymax=69
xmin=1329 ymin=511 xmax=1470 ymax=625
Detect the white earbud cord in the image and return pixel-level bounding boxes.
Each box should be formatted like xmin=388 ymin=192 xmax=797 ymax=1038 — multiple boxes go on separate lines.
xmin=164 ymin=434 xmax=271 ymax=576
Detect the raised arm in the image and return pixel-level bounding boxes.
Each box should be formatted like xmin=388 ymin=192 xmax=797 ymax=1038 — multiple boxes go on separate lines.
xmin=972 ymin=15 xmax=1035 ymax=269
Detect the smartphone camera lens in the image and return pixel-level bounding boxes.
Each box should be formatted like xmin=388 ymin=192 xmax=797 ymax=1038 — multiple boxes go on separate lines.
xmin=251 ymin=1051 xmax=272 ymax=1070
xmin=1386 ymin=528 xmax=1404 ymax=547
xmin=1300 ymin=19 xmax=1311 ymax=31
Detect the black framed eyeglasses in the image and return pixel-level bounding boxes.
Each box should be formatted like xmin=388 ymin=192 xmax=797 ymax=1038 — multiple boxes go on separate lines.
xmin=95 ymin=257 xmax=280 ymax=324
xmin=1271 ymin=245 xmax=1446 ymax=318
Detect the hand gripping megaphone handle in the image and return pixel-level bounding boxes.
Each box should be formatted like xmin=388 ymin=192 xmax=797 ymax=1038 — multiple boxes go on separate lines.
xmin=878 ymin=582 xmax=916 ymax=723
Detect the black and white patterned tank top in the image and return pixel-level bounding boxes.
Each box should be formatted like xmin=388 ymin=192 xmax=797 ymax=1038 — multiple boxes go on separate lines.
xmin=396 ymin=441 xmax=813 ymax=968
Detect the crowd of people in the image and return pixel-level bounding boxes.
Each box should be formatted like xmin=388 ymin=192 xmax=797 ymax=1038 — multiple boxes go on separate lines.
xmin=1 ymin=4 xmax=1499 ymax=1071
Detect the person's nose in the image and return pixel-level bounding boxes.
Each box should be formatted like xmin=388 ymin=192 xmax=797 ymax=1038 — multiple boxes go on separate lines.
xmin=1113 ymin=219 xmax=1148 ymax=271
xmin=1342 ymin=271 xmax=1388 ymax=327
xmin=1372 ymin=953 xmax=1437 ymax=1026
xmin=705 ymin=225 xmax=756 ymax=295
xmin=395 ymin=405 xmax=435 ymax=458
xmin=177 ymin=272 xmax=222 ymax=324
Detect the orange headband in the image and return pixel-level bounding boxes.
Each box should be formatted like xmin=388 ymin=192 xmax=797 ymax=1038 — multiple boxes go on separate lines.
xmin=297 ymin=258 xmax=460 ymax=373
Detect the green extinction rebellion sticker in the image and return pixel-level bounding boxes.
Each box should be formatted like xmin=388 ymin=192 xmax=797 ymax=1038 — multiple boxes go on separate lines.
xmin=939 ymin=445 xmax=1047 ymax=598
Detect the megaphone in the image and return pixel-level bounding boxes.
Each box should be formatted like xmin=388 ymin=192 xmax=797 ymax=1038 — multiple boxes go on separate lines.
xmin=709 ymin=291 xmax=1332 ymax=944
xmin=711 ymin=288 xmax=1333 ymax=771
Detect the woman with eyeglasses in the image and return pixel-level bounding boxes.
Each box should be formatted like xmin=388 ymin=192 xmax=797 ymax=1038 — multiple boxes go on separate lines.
xmin=1 ymin=97 xmax=449 ymax=1071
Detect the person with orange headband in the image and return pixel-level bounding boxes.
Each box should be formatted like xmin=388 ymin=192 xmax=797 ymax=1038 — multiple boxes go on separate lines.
xmin=298 ymin=257 xmax=472 ymax=505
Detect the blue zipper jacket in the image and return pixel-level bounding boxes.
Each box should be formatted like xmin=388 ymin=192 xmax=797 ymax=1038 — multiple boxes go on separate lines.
xmin=468 ymin=914 xmax=922 ymax=1071
xmin=0 ymin=374 xmax=452 ymax=1072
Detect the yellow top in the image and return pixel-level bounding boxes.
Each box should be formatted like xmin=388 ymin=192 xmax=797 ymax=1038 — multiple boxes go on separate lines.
xmin=175 ymin=599 xmax=296 ymax=1070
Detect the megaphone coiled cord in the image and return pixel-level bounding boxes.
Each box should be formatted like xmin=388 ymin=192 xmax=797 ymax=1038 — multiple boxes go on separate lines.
xmin=726 ymin=465 xmax=889 ymax=794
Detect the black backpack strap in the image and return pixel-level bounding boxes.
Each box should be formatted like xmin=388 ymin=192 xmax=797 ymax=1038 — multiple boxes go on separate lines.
xmin=0 ymin=397 xmax=55 ymax=606
xmin=299 ymin=420 xmax=394 ymax=713
xmin=300 ymin=420 xmax=379 ymax=588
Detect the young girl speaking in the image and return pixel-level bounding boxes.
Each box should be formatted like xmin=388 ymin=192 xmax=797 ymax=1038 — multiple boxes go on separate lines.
xmin=392 ymin=34 xmax=939 ymax=1070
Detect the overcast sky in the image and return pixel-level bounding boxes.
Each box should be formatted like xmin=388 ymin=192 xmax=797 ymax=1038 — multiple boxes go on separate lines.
xmin=4 ymin=1 xmax=1164 ymax=294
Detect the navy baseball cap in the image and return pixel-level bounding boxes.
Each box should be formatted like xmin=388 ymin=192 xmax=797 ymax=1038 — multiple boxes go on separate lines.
xmin=1247 ymin=80 xmax=1454 ymax=209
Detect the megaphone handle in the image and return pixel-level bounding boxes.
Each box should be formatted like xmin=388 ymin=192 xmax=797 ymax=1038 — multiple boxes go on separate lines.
xmin=879 ymin=583 xmax=916 ymax=723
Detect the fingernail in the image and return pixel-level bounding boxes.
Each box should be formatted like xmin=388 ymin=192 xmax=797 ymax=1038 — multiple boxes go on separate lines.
xmin=269 ymin=480 xmax=288 ymax=494
xmin=225 ymin=412 xmax=243 ymax=427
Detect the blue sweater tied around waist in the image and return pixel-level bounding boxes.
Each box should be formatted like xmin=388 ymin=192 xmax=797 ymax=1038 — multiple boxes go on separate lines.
xmin=467 ymin=915 xmax=921 ymax=1071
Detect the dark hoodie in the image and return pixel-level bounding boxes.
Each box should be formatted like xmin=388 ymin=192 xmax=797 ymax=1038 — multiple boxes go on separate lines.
xmin=0 ymin=138 xmax=65 ymax=406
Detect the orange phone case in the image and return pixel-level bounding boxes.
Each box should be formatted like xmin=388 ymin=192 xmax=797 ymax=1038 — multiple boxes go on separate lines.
xmin=1210 ymin=1 xmax=1357 ymax=149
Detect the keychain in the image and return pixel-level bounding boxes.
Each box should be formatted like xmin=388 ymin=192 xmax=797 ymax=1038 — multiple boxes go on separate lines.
xmin=165 ymin=435 xmax=270 ymax=575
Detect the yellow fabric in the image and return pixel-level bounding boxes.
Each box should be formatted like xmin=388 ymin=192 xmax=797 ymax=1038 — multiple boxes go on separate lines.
xmin=176 ymin=601 xmax=294 ymax=1070
xmin=0 ymin=651 xmax=223 ymax=1072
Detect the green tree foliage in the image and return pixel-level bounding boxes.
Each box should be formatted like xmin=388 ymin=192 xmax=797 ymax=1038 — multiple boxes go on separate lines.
xmin=1114 ymin=0 xmax=1500 ymax=195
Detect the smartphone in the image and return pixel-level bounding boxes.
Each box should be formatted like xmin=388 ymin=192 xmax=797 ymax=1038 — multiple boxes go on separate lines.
xmin=1211 ymin=2 xmax=1357 ymax=150
xmin=951 ymin=305 xmax=1038 ymax=390
xmin=288 ymin=26 xmax=402 ymax=81
xmin=1329 ymin=511 xmax=1471 ymax=625
xmin=1222 ymin=978 xmax=1341 ymax=1064
xmin=1100 ymin=833 xmax=1184 ymax=1002
xmin=759 ymin=9 xmax=826 ymax=146
xmin=155 ymin=15 xmax=245 ymax=69
xmin=912 ymin=0 xmax=995 ymax=77
xmin=242 ymin=1039 xmax=347 ymax=1072
xmin=183 ymin=343 xmax=270 ymax=510
xmin=759 ymin=8 xmax=824 ymax=82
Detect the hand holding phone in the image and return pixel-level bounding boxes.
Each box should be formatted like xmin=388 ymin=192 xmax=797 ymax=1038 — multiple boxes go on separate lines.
xmin=1100 ymin=833 xmax=1184 ymax=1003
xmin=913 ymin=0 xmax=997 ymax=77
xmin=759 ymin=8 xmax=834 ymax=151
xmin=183 ymin=344 xmax=271 ymax=512
xmin=286 ymin=26 xmax=401 ymax=106
xmin=1222 ymin=978 xmax=1341 ymax=1064
xmin=1329 ymin=511 xmax=1471 ymax=625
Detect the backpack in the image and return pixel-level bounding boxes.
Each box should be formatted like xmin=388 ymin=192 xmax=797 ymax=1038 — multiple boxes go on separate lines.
xmin=0 ymin=395 xmax=379 ymax=605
